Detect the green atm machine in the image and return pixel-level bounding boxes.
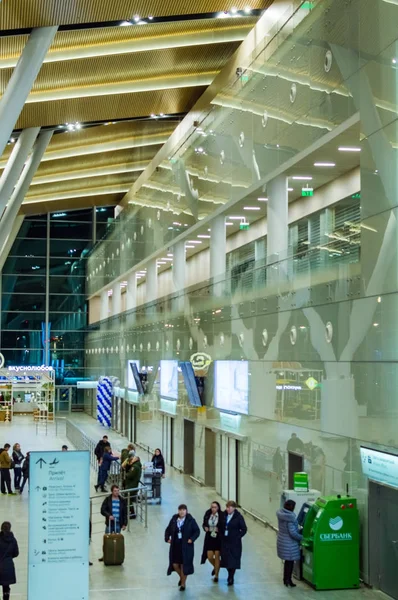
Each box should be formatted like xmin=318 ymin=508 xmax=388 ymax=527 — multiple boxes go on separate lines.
xmin=301 ymin=495 xmax=360 ymax=590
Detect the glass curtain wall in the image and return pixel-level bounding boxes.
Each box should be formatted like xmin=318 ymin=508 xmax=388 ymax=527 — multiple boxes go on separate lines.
xmin=1 ymin=207 xmax=112 ymax=382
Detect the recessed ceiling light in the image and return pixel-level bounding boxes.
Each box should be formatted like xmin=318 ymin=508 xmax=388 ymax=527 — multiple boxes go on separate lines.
xmin=314 ymin=162 xmax=335 ymax=167
xmin=228 ymin=216 xmax=245 ymax=220
xmin=185 ymin=245 xmax=195 ymax=249
xmin=258 ymin=197 xmax=268 ymax=202
xmin=197 ymin=234 xmax=211 ymax=238
xmin=338 ymin=146 xmax=361 ymax=152
xmin=244 ymin=206 xmax=261 ymax=210
xmin=225 ymin=222 xmax=234 ymax=226
xmin=162 ymin=258 xmax=173 ymax=262
xmin=392 ymin=58 xmax=397 ymax=64
xmin=288 ymin=187 xmax=294 ymax=192
xmin=120 ymin=20 xmax=131 ymax=26
xmin=231 ymin=7 xmax=238 ymax=14
xmin=167 ymin=253 xmax=173 ymax=257
xmin=188 ymin=240 xmax=202 ymax=244
xmin=292 ymin=176 xmax=313 ymax=180
xmin=148 ymin=15 xmax=154 ymax=20
xmin=133 ymin=15 xmax=140 ymax=22
xmin=244 ymin=6 xmax=252 ymax=13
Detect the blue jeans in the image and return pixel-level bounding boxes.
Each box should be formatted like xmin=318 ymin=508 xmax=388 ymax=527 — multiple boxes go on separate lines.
xmin=97 ymin=468 xmax=108 ymax=488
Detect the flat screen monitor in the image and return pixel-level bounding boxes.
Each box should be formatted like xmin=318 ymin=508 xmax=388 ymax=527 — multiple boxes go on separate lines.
xmin=127 ymin=360 xmax=142 ymax=393
xmin=214 ymin=360 xmax=249 ymax=415
xmin=180 ymin=361 xmax=202 ymax=407
xmin=160 ymin=360 xmax=178 ymax=400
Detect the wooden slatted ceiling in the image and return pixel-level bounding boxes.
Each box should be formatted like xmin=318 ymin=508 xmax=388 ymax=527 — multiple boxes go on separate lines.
xmin=0 ymin=1 xmax=270 ymax=29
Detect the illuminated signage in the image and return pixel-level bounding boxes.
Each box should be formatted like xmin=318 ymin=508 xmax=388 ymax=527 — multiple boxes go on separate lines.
xmin=9 ymin=365 xmax=53 ymax=372
xmin=360 ymin=447 xmax=398 ymax=489
xmin=276 ymin=385 xmax=302 ymax=391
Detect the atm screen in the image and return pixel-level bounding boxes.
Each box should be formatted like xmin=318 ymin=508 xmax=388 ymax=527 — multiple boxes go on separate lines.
xmin=297 ymin=502 xmax=311 ymax=527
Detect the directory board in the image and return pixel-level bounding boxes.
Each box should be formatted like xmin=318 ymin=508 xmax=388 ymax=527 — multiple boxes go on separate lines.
xmin=28 ymin=450 xmax=90 ymax=600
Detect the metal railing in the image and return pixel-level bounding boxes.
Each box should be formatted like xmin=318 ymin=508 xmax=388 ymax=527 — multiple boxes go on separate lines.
xmin=90 ymin=486 xmax=148 ymax=533
xmin=65 ymin=419 xmax=98 ymax=469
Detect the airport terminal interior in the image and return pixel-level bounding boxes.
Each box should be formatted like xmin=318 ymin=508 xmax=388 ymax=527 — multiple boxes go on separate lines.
xmin=0 ymin=0 xmax=398 ymax=598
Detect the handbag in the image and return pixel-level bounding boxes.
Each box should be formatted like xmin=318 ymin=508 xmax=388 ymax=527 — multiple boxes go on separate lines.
xmin=9 ymin=460 xmax=15 ymax=470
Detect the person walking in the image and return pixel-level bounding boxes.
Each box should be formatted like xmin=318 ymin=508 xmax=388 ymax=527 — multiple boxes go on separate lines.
xmin=221 ymin=500 xmax=247 ymax=586
xmin=151 ymin=448 xmax=165 ymax=476
xmin=165 ymin=504 xmax=200 ymax=591
xmin=94 ymin=435 xmax=109 ymax=464
xmin=122 ymin=455 xmax=142 ymax=519
xmin=0 ymin=522 xmax=19 ymax=600
xmin=0 ymin=445 xmax=15 ymax=496
xmin=11 ymin=445 xmax=24 ymax=492
xmin=19 ymin=453 xmax=30 ymax=495
xmin=99 ymin=485 xmax=127 ymax=562
xmin=276 ymin=499 xmax=302 ymax=587
xmin=201 ymin=501 xmax=224 ymax=583
xmin=95 ymin=445 xmax=119 ymax=493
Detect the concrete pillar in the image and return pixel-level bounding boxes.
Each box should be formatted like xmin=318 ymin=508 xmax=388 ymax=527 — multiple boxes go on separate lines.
xmin=210 ymin=215 xmax=227 ymax=280
xmin=112 ymin=282 xmax=121 ymax=316
xmin=267 ymin=175 xmax=288 ymax=280
xmin=0 ymin=27 xmax=58 ymax=158
xmin=0 ymin=128 xmax=40 ymax=216
xmin=100 ymin=291 xmax=108 ymax=321
xmin=146 ymin=259 xmax=158 ymax=303
xmin=0 ymin=130 xmax=53 ymax=253
xmin=125 ymin=271 xmax=137 ymax=312
xmin=254 ymin=238 xmax=266 ymax=288
xmin=173 ymin=240 xmax=186 ymax=292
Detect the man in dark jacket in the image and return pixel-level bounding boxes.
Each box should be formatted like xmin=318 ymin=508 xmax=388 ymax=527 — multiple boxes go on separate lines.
xmin=287 ymin=433 xmax=305 ymax=455
xmin=94 ymin=435 xmax=109 ymax=463
xmin=99 ymin=485 xmax=127 ymax=563
xmin=100 ymin=485 xmax=128 ymax=532
xmin=0 ymin=445 xmax=15 ymax=495
xmin=221 ymin=500 xmax=247 ymax=586
xmin=95 ymin=445 xmax=119 ymax=493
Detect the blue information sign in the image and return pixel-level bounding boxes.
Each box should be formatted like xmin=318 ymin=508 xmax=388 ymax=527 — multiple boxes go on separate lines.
xmin=28 ymin=451 xmax=90 ymax=600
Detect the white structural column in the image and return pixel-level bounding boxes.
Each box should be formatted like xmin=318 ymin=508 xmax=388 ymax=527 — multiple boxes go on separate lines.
xmin=0 ymin=27 xmax=58 ymax=158
xmin=0 ymin=128 xmax=40 ymax=215
xmin=146 ymin=259 xmax=158 ymax=303
xmin=100 ymin=290 xmax=108 ymax=321
xmin=112 ymin=282 xmax=121 ymax=316
xmin=210 ymin=215 xmax=227 ymax=296
xmin=125 ymin=271 xmax=137 ymax=312
xmin=267 ymin=175 xmax=288 ymax=279
xmin=0 ymin=130 xmax=53 ymax=254
xmin=173 ymin=240 xmax=186 ymax=291
xmin=0 ymin=215 xmax=24 ymax=271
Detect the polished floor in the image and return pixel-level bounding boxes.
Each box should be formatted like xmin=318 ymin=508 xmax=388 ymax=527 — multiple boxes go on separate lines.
xmin=0 ymin=415 xmax=386 ymax=599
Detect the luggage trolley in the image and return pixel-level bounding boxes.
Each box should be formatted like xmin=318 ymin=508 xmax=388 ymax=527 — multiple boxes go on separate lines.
xmin=143 ymin=462 xmax=162 ymax=503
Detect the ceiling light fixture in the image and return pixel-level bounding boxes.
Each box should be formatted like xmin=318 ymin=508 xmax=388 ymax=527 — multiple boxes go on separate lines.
xmin=185 ymin=245 xmax=195 ymax=249
xmin=119 ymin=20 xmax=132 ymax=26
xmin=133 ymin=15 xmax=140 ymax=22
xmin=197 ymin=234 xmax=211 ymax=238
xmin=288 ymin=187 xmax=294 ymax=192
xmin=228 ymin=216 xmax=245 ymax=220
xmin=188 ymin=240 xmax=202 ymax=244
xmin=292 ymin=176 xmax=313 ymax=180
xmin=393 ymin=58 xmax=397 ymax=64
xmin=167 ymin=253 xmax=173 ymax=257
xmin=338 ymin=146 xmax=361 ymax=152
xmin=258 ymin=197 xmax=268 ymax=202
xmin=314 ymin=162 xmax=335 ymax=167
xmin=244 ymin=6 xmax=252 ymax=13
xmin=225 ymin=222 xmax=234 ymax=226
xmin=231 ymin=7 xmax=238 ymax=14
xmin=244 ymin=206 xmax=261 ymax=210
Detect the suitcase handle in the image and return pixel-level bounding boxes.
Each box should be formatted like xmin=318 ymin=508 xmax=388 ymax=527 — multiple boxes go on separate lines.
xmin=110 ymin=517 xmax=118 ymax=533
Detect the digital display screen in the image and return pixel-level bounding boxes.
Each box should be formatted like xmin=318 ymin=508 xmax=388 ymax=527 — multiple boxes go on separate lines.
xmin=214 ymin=360 xmax=249 ymax=415
xmin=360 ymin=446 xmax=398 ymax=490
xmin=160 ymin=360 xmax=179 ymax=400
xmin=127 ymin=360 xmax=140 ymax=391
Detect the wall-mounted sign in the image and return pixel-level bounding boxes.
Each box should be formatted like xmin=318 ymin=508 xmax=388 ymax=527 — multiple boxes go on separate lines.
xmin=360 ymin=447 xmax=398 ymax=489
xmin=302 ymin=187 xmax=314 ymax=197
xmin=190 ymin=352 xmax=212 ymax=376
xmin=9 ymin=365 xmax=53 ymax=372
xmin=28 ymin=450 xmax=90 ymax=600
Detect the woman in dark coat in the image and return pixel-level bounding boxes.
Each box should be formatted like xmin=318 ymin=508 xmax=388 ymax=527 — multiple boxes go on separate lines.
xmin=276 ymin=499 xmax=302 ymax=587
xmin=151 ymin=449 xmax=165 ymax=476
xmin=221 ymin=500 xmax=247 ymax=586
xmin=200 ymin=501 xmax=225 ymax=582
xmin=0 ymin=522 xmax=19 ymax=600
xmin=165 ymin=504 xmax=200 ymax=591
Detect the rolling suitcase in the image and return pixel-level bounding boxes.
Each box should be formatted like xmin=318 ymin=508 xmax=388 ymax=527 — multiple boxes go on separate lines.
xmin=103 ymin=520 xmax=125 ymax=566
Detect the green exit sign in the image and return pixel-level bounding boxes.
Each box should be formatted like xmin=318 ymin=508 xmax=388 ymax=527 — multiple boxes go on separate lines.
xmin=302 ymin=188 xmax=314 ymax=197
xmin=240 ymin=223 xmax=250 ymax=231
xmin=351 ymin=193 xmax=361 ymax=199
xmin=301 ymin=1 xmax=315 ymax=9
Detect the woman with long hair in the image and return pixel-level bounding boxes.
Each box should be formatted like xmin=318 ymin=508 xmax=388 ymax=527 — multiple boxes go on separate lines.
xmin=201 ymin=501 xmax=224 ymax=582
xmin=0 ymin=522 xmax=19 ymax=600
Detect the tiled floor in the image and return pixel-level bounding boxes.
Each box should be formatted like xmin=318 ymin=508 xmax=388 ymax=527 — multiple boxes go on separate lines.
xmin=0 ymin=415 xmax=386 ymax=599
